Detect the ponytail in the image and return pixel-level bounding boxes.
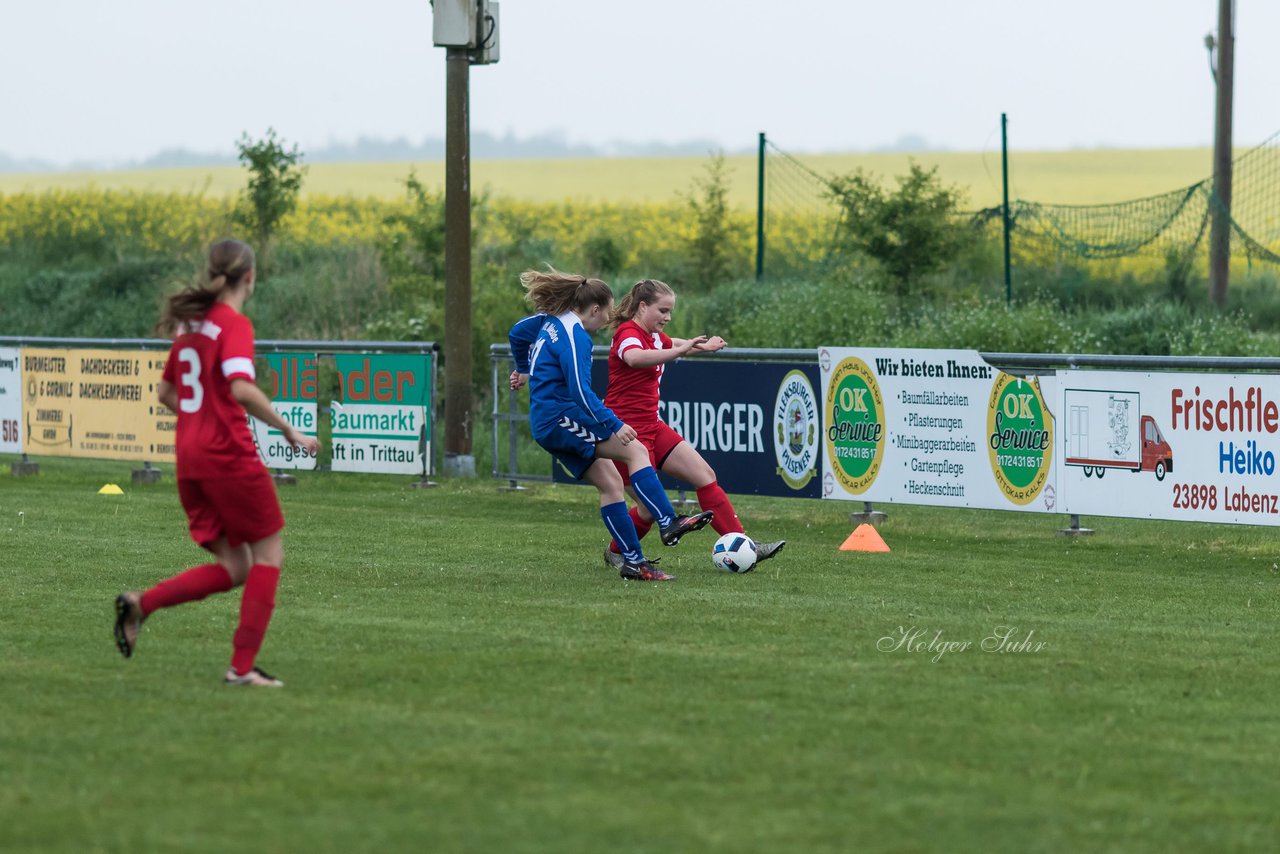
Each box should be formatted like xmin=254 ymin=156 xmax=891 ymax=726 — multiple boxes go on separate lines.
xmin=610 ymin=279 xmax=675 ymax=328
xmin=157 ymin=239 xmax=255 ymax=335
xmin=520 ymin=267 xmax=614 ymax=317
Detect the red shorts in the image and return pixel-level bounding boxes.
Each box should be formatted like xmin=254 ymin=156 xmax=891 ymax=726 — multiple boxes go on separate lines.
xmin=612 ymin=420 xmax=685 ymax=485
xmin=178 ymin=468 xmax=285 ymax=549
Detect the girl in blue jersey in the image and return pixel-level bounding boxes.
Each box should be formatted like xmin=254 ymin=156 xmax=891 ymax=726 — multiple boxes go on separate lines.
xmin=516 ymin=268 xmax=713 ymax=581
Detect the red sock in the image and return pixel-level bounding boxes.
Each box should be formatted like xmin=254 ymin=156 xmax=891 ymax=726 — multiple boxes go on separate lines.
xmin=140 ymin=564 xmax=234 ymax=616
xmin=230 ymin=564 xmax=281 ymax=675
xmin=609 ymin=506 xmax=655 ymax=554
xmin=697 ymin=483 xmax=744 ymax=535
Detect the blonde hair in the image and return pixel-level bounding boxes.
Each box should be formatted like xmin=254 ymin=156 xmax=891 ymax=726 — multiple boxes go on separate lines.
xmin=157 ymin=239 xmax=255 ymax=335
xmin=520 ymin=267 xmax=614 ymax=317
xmin=611 ymin=278 xmax=675 ymax=327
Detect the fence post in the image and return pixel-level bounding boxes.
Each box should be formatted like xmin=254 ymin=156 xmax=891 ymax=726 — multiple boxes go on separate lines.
xmin=756 ymin=131 xmax=766 ymax=282
xmin=504 ymin=367 xmax=528 ymax=491
xmin=131 ymin=459 xmax=162 ymax=484
xmin=1001 ymin=112 xmax=1013 ymax=307
xmin=848 ymin=501 xmax=887 ymax=527
xmin=1058 ymin=514 xmax=1094 ymax=537
xmin=11 ymin=452 xmax=38 ymax=476
xmin=494 ymin=353 xmax=529 ymax=492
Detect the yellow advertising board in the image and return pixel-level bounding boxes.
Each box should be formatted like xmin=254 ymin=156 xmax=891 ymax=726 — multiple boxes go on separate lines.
xmin=22 ymin=348 xmax=176 ymax=462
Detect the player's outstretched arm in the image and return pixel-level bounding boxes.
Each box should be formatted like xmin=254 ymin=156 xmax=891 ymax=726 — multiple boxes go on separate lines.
xmin=621 ymin=335 xmax=709 ymax=368
xmin=230 ymin=378 xmax=320 ymax=454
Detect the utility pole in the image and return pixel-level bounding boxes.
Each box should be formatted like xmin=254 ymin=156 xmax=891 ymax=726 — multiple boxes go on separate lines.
xmin=1207 ymin=0 xmax=1234 ymax=308
xmin=443 ymin=45 xmax=473 ymax=475
xmin=433 ymin=1 xmax=499 ymax=476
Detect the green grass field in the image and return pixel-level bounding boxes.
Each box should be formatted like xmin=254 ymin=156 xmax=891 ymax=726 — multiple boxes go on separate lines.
xmin=3 ymin=456 xmax=1279 ymax=852
xmin=0 ymin=148 xmax=1229 ymax=208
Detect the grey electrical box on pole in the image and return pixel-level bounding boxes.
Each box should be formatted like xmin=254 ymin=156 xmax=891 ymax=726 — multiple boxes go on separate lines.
xmin=432 ymin=0 xmax=477 ymax=47
xmin=472 ymin=3 xmax=499 ymax=65
xmin=432 ymin=0 xmax=500 ymax=477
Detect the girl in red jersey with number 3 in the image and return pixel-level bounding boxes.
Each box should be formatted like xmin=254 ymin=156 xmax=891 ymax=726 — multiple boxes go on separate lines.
xmin=113 ymin=239 xmax=318 ymax=687
xmin=603 ymin=279 xmax=786 ymax=570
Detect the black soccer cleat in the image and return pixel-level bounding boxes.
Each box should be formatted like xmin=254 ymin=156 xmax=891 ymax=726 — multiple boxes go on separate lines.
xmin=619 ymin=558 xmax=677 ymax=582
xmin=659 ymin=511 xmax=715 ymax=547
xmin=113 ymin=592 xmax=144 ymax=659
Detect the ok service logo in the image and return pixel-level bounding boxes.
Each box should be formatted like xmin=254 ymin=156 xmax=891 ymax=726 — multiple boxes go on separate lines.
xmin=825 ymin=357 xmax=885 ymax=495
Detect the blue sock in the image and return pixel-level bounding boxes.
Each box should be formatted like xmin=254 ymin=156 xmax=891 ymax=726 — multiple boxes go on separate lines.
xmin=629 ymin=466 xmax=675 ymax=529
xmin=601 ymin=502 xmax=643 ymax=562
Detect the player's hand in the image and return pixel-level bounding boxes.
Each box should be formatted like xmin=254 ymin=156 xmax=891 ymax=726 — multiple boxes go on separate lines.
xmin=682 ymin=335 xmax=709 ymax=354
xmin=509 ymin=371 xmax=528 ymax=391
xmin=284 ymin=425 xmax=320 ymax=455
xmin=702 ymin=335 xmax=727 ymax=352
xmin=617 ymin=423 xmax=638 ymax=445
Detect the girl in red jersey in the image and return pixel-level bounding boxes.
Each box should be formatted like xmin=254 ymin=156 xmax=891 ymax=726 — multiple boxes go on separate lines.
xmin=113 ymin=239 xmax=319 ymax=687
xmin=603 ymin=278 xmax=786 ymax=570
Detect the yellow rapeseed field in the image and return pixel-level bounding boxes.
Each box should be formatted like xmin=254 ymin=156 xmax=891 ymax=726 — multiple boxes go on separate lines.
xmin=0 ymin=148 xmax=1223 ymax=209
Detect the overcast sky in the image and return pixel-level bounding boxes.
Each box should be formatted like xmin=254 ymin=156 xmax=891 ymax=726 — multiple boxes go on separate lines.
xmin=5 ymin=0 xmax=1278 ymax=165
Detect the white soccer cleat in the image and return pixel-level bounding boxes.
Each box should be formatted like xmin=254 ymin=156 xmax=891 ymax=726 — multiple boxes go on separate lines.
xmin=224 ymin=666 xmax=284 ymax=688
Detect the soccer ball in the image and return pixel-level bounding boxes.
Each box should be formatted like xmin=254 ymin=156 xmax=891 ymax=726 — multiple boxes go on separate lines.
xmin=712 ymin=533 xmax=757 ymax=573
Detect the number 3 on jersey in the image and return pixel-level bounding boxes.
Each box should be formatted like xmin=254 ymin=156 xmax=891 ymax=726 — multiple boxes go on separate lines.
xmin=178 ymin=347 xmax=204 ymax=413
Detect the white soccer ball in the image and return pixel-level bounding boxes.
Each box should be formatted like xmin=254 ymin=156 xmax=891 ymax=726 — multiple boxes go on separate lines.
xmin=712 ymin=533 xmax=758 ymax=573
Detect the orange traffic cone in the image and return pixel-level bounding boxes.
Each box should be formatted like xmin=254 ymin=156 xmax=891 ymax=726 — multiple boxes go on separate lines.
xmin=839 ymin=523 xmax=890 ymax=552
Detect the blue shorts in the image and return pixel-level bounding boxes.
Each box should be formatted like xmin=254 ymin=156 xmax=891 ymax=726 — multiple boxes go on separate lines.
xmin=533 ymin=407 xmax=611 ymax=480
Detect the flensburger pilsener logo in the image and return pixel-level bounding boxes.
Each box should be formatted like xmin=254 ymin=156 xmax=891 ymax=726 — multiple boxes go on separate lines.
xmin=825 ymin=357 xmax=885 ymax=494
xmin=774 ymin=370 xmax=818 ymax=490
xmin=986 ymin=374 xmax=1053 ymax=505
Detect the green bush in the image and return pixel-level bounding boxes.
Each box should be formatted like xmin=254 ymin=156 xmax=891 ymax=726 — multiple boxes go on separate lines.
xmin=827 ymin=162 xmax=974 ymax=296
xmin=0 ymin=257 xmax=187 ymax=337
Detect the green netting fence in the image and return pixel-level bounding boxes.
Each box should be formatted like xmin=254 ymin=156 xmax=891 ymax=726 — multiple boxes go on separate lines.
xmin=758 ymin=139 xmax=844 ymax=279
xmin=759 ymin=129 xmax=1280 ymax=279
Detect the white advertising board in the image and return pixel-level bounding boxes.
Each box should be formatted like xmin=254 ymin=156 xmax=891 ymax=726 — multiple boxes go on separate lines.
xmin=1042 ymin=370 xmax=1280 ymax=525
xmin=819 ymin=347 xmax=1058 ymax=513
xmin=0 ymin=347 xmax=21 ymax=454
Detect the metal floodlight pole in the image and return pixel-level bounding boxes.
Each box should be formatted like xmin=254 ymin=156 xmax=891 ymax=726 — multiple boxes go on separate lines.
xmin=1208 ymin=0 xmax=1235 ymax=308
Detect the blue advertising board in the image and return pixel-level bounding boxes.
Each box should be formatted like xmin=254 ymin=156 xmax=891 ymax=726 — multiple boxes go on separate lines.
xmin=551 ymin=357 xmax=823 ymax=499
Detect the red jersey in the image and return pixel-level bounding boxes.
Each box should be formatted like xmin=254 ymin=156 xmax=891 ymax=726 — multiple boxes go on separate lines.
xmin=161 ymin=302 xmax=264 ymax=479
xmin=605 ymin=319 xmax=671 ymax=426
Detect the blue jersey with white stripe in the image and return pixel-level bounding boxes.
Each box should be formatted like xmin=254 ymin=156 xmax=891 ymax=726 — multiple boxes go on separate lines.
xmin=527 ymin=311 xmax=623 ymax=439
xmin=507 ymin=312 xmax=545 ymax=374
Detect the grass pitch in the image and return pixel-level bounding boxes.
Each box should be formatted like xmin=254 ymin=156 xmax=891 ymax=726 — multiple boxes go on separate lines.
xmin=2 ymin=457 xmax=1279 ymax=852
